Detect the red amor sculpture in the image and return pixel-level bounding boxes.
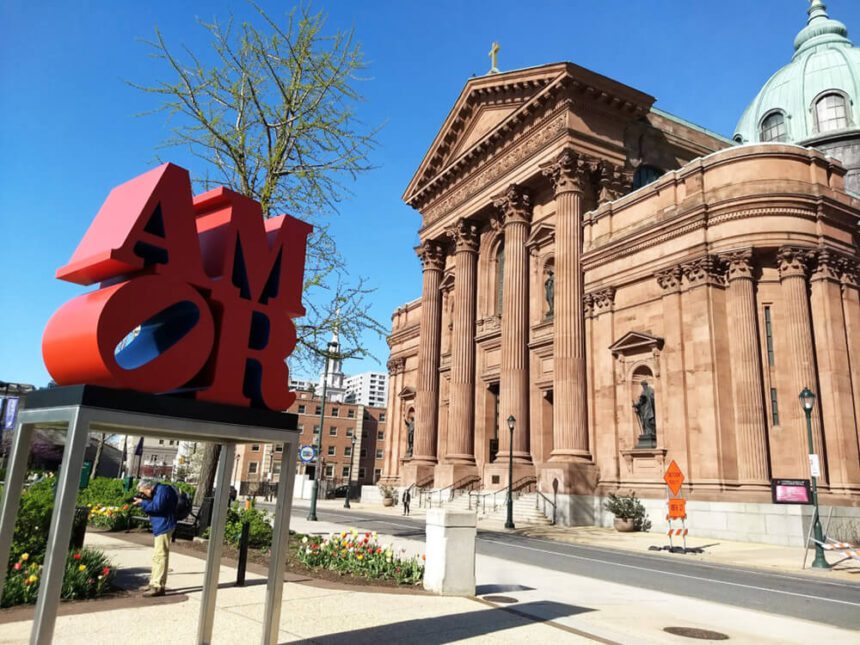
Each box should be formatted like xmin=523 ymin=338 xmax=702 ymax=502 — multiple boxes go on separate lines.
xmin=42 ymin=163 xmax=313 ymax=411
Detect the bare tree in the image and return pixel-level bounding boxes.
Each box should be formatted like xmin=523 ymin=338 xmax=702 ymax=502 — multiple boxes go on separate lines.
xmin=136 ymin=3 xmax=387 ymax=504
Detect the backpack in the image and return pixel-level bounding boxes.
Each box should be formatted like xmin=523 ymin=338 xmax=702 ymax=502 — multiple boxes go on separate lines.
xmin=173 ymin=486 xmax=192 ymax=521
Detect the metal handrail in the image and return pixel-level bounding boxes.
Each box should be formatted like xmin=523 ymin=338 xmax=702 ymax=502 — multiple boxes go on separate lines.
xmin=535 ymin=489 xmax=556 ymax=525
xmin=467 ymin=475 xmax=537 ymax=514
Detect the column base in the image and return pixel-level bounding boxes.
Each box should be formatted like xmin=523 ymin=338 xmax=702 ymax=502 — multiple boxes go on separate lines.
xmin=539 ymin=462 xmax=599 ymax=496
xmin=434 ymin=462 xmax=479 ymax=490
xmin=401 ymin=461 xmax=437 ymax=488
xmin=482 ymin=461 xmax=537 ymax=491
xmin=548 ymin=448 xmax=592 ymax=462
xmin=494 ymin=450 xmax=533 ymax=465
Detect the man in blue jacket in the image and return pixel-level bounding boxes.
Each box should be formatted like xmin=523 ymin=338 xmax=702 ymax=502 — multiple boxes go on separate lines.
xmin=133 ymin=479 xmax=178 ymax=597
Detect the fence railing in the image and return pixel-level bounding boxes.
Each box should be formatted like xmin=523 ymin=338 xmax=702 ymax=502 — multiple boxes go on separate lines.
xmin=535 ymin=489 xmax=556 ymax=525
xmin=467 ymin=475 xmax=536 ymax=514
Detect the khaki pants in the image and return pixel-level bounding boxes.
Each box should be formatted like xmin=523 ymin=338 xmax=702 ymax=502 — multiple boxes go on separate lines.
xmin=150 ymin=531 xmax=173 ymax=590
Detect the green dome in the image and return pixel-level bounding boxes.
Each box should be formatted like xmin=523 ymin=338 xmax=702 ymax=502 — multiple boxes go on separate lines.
xmin=734 ymin=0 xmax=860 ymax=144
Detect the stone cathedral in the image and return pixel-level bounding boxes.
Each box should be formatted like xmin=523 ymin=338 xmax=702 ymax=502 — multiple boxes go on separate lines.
xmin=379 ymin=1 xmax=860 ymax=541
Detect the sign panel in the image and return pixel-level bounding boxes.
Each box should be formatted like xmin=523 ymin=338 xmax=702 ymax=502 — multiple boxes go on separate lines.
xmin=808 ymin=454 xmax=821 ymax=478
xmin=771 ymin=478 xmax=811 ymax=504
xmin=3 ymin=397 xmax=19 ymax=430
xmin=663 ymin=460 xmax=685 ymax=496
xmin=668 ymin=497 xmax=687 ymax=519
xmin=299 ymin=445 xmax=316 ymax=464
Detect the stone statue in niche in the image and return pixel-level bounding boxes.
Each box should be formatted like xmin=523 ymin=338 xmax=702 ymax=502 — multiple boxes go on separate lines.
xmin=544 ymin=269 xmax=554 ymax=318
xmin=633 ymin=380 xmax=657 ymax=448
xmin=405 ymin=416 xmax=415 ymax=457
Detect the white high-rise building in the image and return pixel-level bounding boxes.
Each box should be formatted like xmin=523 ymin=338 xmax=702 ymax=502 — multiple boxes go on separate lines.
xmin=344 ymin=372 xmax=388 ymax=408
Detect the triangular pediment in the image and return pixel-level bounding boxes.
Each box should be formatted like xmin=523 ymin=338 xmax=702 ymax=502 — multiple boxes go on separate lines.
xmin=526 ymin=221 xmax=555 ymax=249
xmin=398 ymin=386 xmax=416 ymax=400
xmin=403 ymin=62 xmax=655 ymax=208
xmin=609 ymin=331 xmax=664 ymax=357
xmin=403 ymin=63 xmax=569 ymax=203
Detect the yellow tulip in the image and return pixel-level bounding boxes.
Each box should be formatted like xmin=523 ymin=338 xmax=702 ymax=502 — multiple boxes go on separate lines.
xmin=78 ymin=564 xmax=86 ymax=572
xmin=21 ymin=553 xmax=29 ymax=561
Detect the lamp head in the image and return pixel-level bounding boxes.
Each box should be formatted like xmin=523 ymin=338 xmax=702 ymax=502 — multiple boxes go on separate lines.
xmin=799 ymin=387 xmax=816 ymax=412
xmin=507 ymin=415 xmax=515 ymax=432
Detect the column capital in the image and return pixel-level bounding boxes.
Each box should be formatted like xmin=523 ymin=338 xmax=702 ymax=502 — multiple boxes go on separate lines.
xmin=681 ymin=255 xmax=723 ymax=287
xmin=446 ymin=218 xmax=480 ymax=254
xmin=655 ymin=265 xmax=683 ymax=292
xmin=590 ymin=287 xmax=616 ymax=315
xmin=386 ymin=357 xmax=406 ymax=375
xmin=582 ymin=293 xmax=594 ymax=318
xmin=810 ymin=248 xmax=842 ymax=283
xmin=777 ymin=246 xmax=812 ymax=280
xmin=721 ymin=249 xmax=755 ymax=282
xmin=540 ymin=148 xmax=592 ymax=196
xmin=839 ymin=256 xmax=858 ymax=290
xmin=492 ymin=184 xmax=532 ymax=226
xmin=416 ymin=239 xmax=446 ymax=272
xmin=596 ymin=160 xmax=633 ymax=205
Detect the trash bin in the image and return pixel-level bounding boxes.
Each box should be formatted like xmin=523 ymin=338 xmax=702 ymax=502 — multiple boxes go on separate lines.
xmin=122 ymin=475 xmax=134 ymax=492
xmin=70 ymin=506 xmax=90 ymax=549
xmin=79 ymin=461 xmax=93 ymax=489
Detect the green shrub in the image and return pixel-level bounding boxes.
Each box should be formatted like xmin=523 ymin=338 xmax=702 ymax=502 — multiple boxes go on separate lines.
xmin=8 ymin=479 xmax=55 ymax=566
xmin=2 ymin=547 xmax=115 ymax=608
xmin=297 ymin=528 xmax=424 ymax=586
xmin=224 ymin=505 xmax=273 ymax=549
xmin=77 ymin=477 xmax=135 ymax=508
xmin=603 ymin=490 xmax=652 ymax=531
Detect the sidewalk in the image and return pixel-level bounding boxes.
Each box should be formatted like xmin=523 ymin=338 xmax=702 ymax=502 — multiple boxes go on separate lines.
xmin=295 ymin=498 xmax=860 ymax=582
xmin=2 ymin=506 xmax=857 ymax=644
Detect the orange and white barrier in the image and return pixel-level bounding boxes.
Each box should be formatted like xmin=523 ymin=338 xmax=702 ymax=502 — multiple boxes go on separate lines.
xmin=814 ymin=538 xmax=860 ymax=561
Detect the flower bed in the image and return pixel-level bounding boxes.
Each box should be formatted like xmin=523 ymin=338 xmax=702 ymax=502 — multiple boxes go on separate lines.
xmin=87 ymin=504 xmax=138 ymax=531
xmin=2 ymin=549 xmax=115 ymax=608
xmin=296 ymin=528 xmax=424 ymax=585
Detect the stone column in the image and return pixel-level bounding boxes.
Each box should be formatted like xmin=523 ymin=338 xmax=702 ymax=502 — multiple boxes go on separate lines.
xmin=840 ymin=259 xmax=860 ymax=463
xmin=382 ymin=357 xmax=404 ymax=481
xmin=722 ymin=250 xmax=769 ymax=484
xmin=541 ymin=149 xmax=592 ymax=461
xmin=493 ymin=185 xmax=532 ymax=463
xmin=412 ymin=240 xmax=446 ymax=467
xmin=446 ymin=219 xmax=480 ymax=464
xmin=778 ymin=247 xmax=825 ymax=482
xmin=810 ymin=251 xmax=860 ymax=490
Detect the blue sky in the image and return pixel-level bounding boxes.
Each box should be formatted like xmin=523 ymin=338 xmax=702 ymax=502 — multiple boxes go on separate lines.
xmin=2 ymin=0 xmax=859 ymax=387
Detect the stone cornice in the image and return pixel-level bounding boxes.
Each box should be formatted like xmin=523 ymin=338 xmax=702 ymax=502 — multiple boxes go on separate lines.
xmin=387 ymin=323 xmax=421 ymax=348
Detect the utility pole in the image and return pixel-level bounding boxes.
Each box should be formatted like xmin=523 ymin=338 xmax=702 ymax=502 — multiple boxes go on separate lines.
xmin=307 ymin=339 xmax=338 ymax=521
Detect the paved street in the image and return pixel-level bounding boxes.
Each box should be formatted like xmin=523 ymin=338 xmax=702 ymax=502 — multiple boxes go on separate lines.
xmin=287 ymin=504 xmax=860 ymax=632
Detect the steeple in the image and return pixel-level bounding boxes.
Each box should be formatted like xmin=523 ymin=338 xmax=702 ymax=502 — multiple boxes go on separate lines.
xmin=319 ymin=309 xmax=347 ymax=402
xmin=793 ymin=0 xmax=851 ymax=56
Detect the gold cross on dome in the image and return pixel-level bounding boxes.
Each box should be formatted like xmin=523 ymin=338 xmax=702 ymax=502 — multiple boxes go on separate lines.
xmin=488 ymin=41 xmax=500 ymax=74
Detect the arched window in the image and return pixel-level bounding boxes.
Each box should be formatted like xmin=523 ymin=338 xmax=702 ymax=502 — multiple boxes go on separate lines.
xmin=815 ymin=92 xmax=850 ymax=133
xmin=495 ymin=243 xmax=505 ymax=314
xmin=760 ymin=111 xmax=788 ymax=142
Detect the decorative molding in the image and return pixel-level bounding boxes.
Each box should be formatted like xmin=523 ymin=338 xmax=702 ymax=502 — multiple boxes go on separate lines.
xmin=416 ymin=239 xmax=446 ymax=272
xmin=609 ymin=331 xmax=664 ymax=359
xmin=583 ymin=293 xmax=595 ymax=318
xmin=446 ymin=218 xmax=480 ymax=254
xmin=810 ymin=248 xmax=842 ymax=283
xmin=492 ymin=184 xmax=532 ymax=226
xmin=839 ymin=256 xmax=859 ymax=290
xmin=476 ymin=313 xmax=502 ymax=337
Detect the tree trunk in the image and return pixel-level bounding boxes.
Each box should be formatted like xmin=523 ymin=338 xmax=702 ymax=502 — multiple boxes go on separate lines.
xmin=194 ymin=443 xmax=221 ymax=506
xmin=91 ymin=433 xmax=106 ymax=482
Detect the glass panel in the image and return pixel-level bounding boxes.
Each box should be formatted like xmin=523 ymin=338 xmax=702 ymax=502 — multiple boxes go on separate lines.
xmin=817 ymin=94 xmax=849 ymax=132
xmin=760 ymin=112 xmax=787 ymax=142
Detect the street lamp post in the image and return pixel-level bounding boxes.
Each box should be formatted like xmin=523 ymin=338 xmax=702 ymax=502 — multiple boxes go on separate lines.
xmin=799 ymin=387 xmax=830 ymax=569
xmin=505 ymin=415 xmax=515 ymax=529
xmin=344 ymin=434 xmax=356 ymax=509
xmin=308 ymin=340 xmax=337 ymax=521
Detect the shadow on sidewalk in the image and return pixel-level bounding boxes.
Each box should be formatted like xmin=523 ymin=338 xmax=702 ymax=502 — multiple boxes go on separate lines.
xmin=282 ymin=599 xmax=597 ymax=645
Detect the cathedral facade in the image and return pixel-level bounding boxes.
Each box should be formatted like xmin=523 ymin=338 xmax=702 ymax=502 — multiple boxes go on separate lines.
xmin=380 ymin=2 xmax=860 ymax=541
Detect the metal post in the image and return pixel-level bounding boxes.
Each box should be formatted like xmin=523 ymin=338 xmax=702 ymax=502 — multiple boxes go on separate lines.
xmin=801 ymin=389 xmax=830 ymax=569
xmin=262 ymin=438 xmax=298 ymax=645
xmin=198 ymin=443 xmax=235 ymax=645
xmin=32 ymin=408 xmax=92 ymax=645
xmin=0 ymin=420 xmax=35 ymax=595
xmin=505 ymin=415 xmax=515 ymax=530
xmin=236 ymin=521 xmax=250 ymax=586
xmin=308 ymin=344 xmax=334 ymax=521
xmin=344 ymin=434 xmax=355 ymax=509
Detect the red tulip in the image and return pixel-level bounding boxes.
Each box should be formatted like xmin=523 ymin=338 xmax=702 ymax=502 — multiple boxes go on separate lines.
xmin=73 ymin=553 xmax=82 ymax=560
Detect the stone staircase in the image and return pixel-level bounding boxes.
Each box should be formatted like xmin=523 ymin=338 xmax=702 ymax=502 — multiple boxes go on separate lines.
xmin=417 ymin=490 xmax=553 ymax=527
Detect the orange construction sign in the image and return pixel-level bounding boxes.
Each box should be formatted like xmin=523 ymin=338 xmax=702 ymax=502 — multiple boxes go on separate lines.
xmin=664 ymin=460 xmax=685 ymax=496
xmin=668 ymin=498 xmax=687 ymax=519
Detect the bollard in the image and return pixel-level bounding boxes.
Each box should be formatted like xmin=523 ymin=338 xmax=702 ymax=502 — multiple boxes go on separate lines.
xmin=423 ymin=509 xmax=476 ymax=595
xmin=236 ymin=520 xmax=250 ymax=586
